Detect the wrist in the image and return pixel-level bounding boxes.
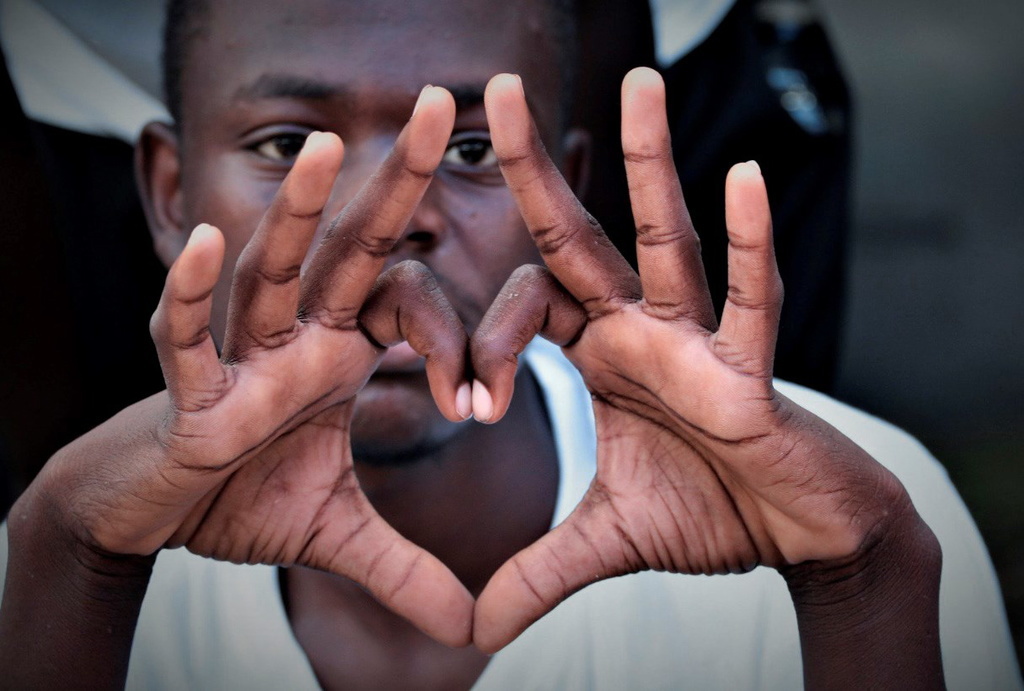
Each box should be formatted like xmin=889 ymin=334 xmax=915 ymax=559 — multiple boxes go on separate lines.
xmin=7 ymin=477 xmax=158 ymax=583
xmin=1 ymin=470 xmax=155 ymax=687
xmin=782 ymin=500 xmax=944 ymax=689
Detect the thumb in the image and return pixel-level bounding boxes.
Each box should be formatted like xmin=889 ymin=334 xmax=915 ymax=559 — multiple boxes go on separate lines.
xmin=473 ymin=491 xmax=632 ymax=652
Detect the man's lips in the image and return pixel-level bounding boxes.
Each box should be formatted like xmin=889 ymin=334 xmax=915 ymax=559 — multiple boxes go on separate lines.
xmin=377 ymin=341 xmax=426 ymax=373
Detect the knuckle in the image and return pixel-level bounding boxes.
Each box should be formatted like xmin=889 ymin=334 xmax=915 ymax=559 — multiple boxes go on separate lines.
xmin=532 ymin=222 xmax=579 ymax=255
xmin=401 ymin=158 xmax=436 ymax=180
xmin=726 ymin=285 xmax=778 ymax=312
xmin=509 ymin=263 xmax=551 ymax=289
xmin=635 ymin=222 xmax=692 ymax=247
xmin=308 ymin=304 xmax=360 ymax=330
xmin=472 ymin=345 xmax=519 ymax=378
xmin=149 ymin=308 xmax=168 ymax=343
xmin=496 ymin=148 xmax=531 ymax=171
xmin=392 ymin=141 xmax=437 ymax=181
xmin=271 ymin=191 xmax=324 ymax=222
xmin=388 ymin=259 xmax=433 ymax=287
xmin=623 ymin=144 xmax=671 ymax=166
xmin=353 ymin=231 xmax=398 ymax=258
xmin=470 ymin=330 xmax=508 ymax=359
xmin=471 ymin=328 xmax=523 ymax=368
xmin=254 ymin=262 xmax=302 ymax=287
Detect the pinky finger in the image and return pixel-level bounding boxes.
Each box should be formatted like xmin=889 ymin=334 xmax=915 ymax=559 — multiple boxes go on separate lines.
xmin=715 ymin=163 xmax=783 ymax=376
xmin=149 ymin=224 xmax=227 ymax=410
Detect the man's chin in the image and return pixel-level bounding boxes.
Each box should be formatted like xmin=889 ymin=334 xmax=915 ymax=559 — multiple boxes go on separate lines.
xmin=349 ymin=374 xmax=465 ymax=467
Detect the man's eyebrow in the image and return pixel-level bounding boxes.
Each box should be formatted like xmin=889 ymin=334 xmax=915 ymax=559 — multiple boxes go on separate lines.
xmin=234 ymin=74 xmax=350 ymax=101
xmin=233 ymin=75 xmax=485 ymax=111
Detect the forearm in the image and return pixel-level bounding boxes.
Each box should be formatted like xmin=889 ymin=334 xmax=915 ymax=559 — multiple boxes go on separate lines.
xmin=0 ymin=487 xmax=154 ymax=689
xmin=0 ymin=482 xmax=155 ymax=690
xmin=0 ymin=395 xmax=175 ymax=689
xmin=783 ymin=505 xmax=945 ymax=690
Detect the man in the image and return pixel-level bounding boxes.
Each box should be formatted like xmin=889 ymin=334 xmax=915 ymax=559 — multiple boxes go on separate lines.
xmin=0 ymin=0 xmax=1019 ymax=688
xmin=0 ymin=0 xmax=849 ymax=515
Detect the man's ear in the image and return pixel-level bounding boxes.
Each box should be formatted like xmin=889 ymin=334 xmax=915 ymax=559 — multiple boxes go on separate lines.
xmin=135 ymin=122 xmax=187 ymax=269
xmin=560 ymin=127 xmax=591 ymax=201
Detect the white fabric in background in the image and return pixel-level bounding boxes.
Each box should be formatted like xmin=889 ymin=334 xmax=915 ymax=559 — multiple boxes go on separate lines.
xmin=649 ymin=0 xmax=738 ymax=66
xmin=0 ymin=0 xmax=167 ymax=142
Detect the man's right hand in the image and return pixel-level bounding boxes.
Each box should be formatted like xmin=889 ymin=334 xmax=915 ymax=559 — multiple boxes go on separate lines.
xmin=2 ymin=86 xmax=475 ymax=670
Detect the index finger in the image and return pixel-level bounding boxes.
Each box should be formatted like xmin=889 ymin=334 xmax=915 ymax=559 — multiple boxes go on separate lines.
xmin=299 ymin=86 xmax=456 ymax=328
xmin=484 ymin=74 xmax=640 ymax=313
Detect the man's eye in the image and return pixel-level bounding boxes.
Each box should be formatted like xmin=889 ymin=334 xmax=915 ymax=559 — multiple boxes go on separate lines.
xmin=250 ymin=132 xmax=309 ymax=162
xmin=442 ymin=135 xmax=498 ymax=169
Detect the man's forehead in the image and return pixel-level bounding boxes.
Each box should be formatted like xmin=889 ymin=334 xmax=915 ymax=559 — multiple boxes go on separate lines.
xmin=199 ymin=0 xmax=554 ymax=63
xmin=178 ymin=0 xmax=570 ymax=136
xmin=190 ymin=0 xmax=560 ymax=96
xmin=233 ymin=74 xmax=487 ymax=110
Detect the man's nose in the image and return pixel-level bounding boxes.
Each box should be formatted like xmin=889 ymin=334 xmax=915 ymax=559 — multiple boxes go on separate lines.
xmin=385 ymin=185 xmax=447 ymax=267
xmin=307 ymin=142 xmax=447 ymax=267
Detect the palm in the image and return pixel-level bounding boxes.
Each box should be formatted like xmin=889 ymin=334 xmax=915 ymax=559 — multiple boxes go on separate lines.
xmin=157 ymin=325 xmax=379 ymax=565
xmin=571 ymin=307 xmax=778 ymax=442
xmin=174 ymin=398 xmax=372 ymax=571
xmin=564 ymin=309 xmax=776 ymax=575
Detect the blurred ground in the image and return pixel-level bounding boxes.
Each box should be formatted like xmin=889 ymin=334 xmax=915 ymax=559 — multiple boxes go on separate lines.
xmin=818 ymin=0 xmax=1024 ymax=665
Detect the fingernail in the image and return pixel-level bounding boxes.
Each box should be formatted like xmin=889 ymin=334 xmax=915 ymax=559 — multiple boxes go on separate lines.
xmin=299 ymin=131 xmax=324 ymax=154
xmin=514 ymin=74 xmax=524 ymax=95
xmin=472 ymin=380 xmax=494 ymax=423
xmin=746 ymin=160 xmax=761 ymax=174
xmin=412 ymin=85 xmax=433 ymax=117
xmin=456 ymin=382 xmax=472 ymax=420
xmin=187 ymin=223 xmax=213 ymax=246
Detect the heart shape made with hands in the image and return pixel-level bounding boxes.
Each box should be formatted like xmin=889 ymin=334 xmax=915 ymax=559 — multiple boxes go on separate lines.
xmin=70 ymin=70 xmax=903 ymax=657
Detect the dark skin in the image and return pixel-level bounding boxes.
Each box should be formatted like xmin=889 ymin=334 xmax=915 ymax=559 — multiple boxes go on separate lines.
xmin=0 ymin=0 xmax=944 ymax=689
xmin=133 ymin=0 xmax=575 ymax=685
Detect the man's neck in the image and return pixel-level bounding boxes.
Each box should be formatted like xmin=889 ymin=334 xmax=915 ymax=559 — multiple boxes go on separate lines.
xmin=355 ymin=367 xmax=559 ymax=592
xmin=283 ymin=367 xmax=559 ymax=689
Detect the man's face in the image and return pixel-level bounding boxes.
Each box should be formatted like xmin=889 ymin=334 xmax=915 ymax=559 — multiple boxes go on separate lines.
xmin=168 ymin=0 xmax=575 ymax=461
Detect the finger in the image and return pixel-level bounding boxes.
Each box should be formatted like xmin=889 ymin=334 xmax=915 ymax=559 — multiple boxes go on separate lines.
xmin=222 ymin=132 xmax=343 ymax=361
xmin=324 ymin=504 xmax=475 ymax=647
xmin=299 ymin=86 xmax=456 ymax=327
xmin=715 ymin=162 xmax=782 ymax=375
xmin=621 ymin=68 xmax=716 ymax=328
xmin=473 ymin=500 xmax=624 ymax=653
xmin=150 ymin=224 xmax=226 ymax=410
xmin=484 ymin=74 xmax=640 ymax=312
xmin=470 ymin=265 xmax=586 ymax=423
xmin=359 ymin=261 xmax=471 ymax=422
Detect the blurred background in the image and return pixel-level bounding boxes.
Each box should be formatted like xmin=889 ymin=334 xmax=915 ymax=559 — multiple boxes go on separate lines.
xmin=0 ymin=0 xmax=1020 ymax=670
xmin=818 ymin=0 xmax=1024 ymax=665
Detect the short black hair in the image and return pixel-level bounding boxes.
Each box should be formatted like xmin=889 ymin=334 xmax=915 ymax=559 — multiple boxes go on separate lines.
xmin=161 ymin=0 xmax=577 ymax=129
xmin=162 ymin=0 xmax=209 ymax=126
